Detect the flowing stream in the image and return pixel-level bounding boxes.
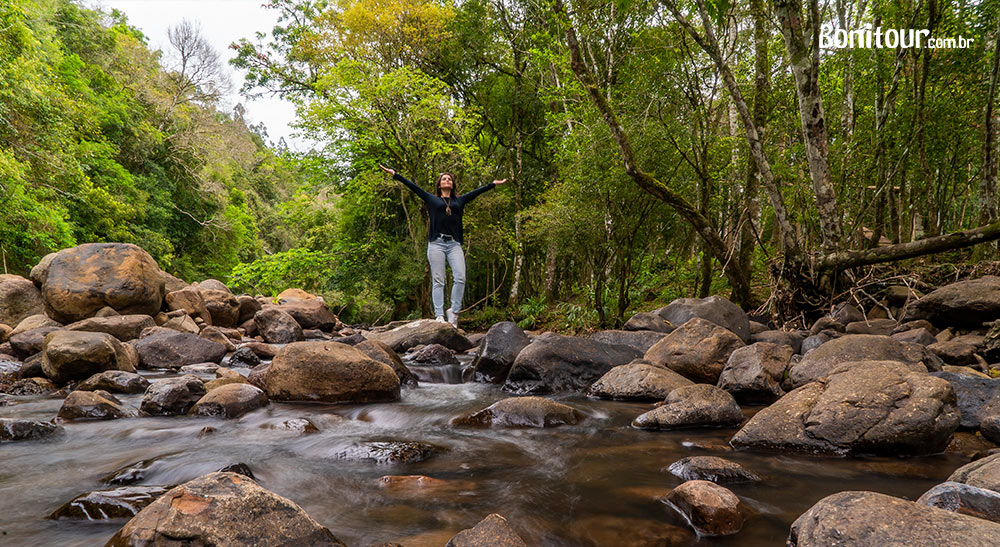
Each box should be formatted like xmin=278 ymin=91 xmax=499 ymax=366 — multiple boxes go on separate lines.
xmin=0 ymin=354 xmax=967 ymax=546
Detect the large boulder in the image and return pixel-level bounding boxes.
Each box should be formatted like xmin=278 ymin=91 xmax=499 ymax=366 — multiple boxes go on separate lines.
xmin=662 ymin=480 xmax=746 ymax=536
xmin=271 ymin=299 xmax=338 ymax=331
xmin=503 ymin=332 xmax=641 ymax=394
xmin=643 ymin=318 xmax=745 ymax=384
xmin=354 ymin=339 xmax=418 ymax=387
xmin=106 ymin=472 xmax=344 ymax=546
xmin=929 ymin=371 xmax=1000 ymax=429
xmin=57 ymin=390 xmax=135 ymax=420
xmin=655 ymin=295 xmax=750 ymax=342
xmin=904 ymin=276 xmax=1000 ymax=328
xmin=65 ymin=315 xmax=156 ymax=342
xmin=132 ymin=330 xmax=226 ymax=369
xmin=369 ymin=319 xmax=473 ymax=353
xmin=788 ymin=334 xmax=940 ymax=388
xmin=717 ymin=342 xmax=794 ymax=404
xmin=731 ymin=361 xmax=959 ymax=456
xmin=471 ymin=321 xmax=530 ymax=384
xmin=0 ymin=418 xmax=62 ymax=441
xmin=189 ymin=384 xmax=268 ymax=418
xmin=588 ymin=330 xmax=667 ymax=353
xmin=587 ymin=361 xmax=693 ymax=401
xmin=917 ymin=481 xmax=1000 ymax=523
xmin=236 ymin=295 xmax=262 ymax=325
xmin=48 ymin=486 xmax=170 ymax=521
xmin=666 ymin=456 xmax=760 ymax=484
xmin=42 ymin=330 xmax=134 ymax=384
xmin=622 ymin=311 xmax=674 ymax=333
xmin=452 ymin=396 xmax=580 ymax=428
xmin=948 ymin=452 xmax=1000 ymax=492
xmin=446 ymin=514 xmax=527 ymax=547
xmin=140 ymin=376 xmax=207 ymax=415
xmin=787 ymin=491 xmax=1000 ymax=546
xmin=35 ymin=243 xmax=164 ymax=323
xmin=254 ymin=307 xmax=304 ymax=344
xmin=200 ymin=289 xmax=240 ymax=328
xmin=632 ymin=384 xmax=743 ymax=430
xmin=0 ymin=274 xmax=45 ymax=328
xmin=77 ymin=370 xmax=149 ymax=394
xmin=264 ymin=341 xmax=400 ymax=403
xmin=164 ymin=287 xmax=212 ymax=325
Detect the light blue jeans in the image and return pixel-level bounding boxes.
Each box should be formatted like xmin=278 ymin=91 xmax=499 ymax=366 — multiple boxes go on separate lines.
xmin=427 ymin=237 xmax=466 ymax=317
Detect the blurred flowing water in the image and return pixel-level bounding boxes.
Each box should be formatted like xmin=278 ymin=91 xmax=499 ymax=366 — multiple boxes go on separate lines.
xmin=0 ymin=355 xmax=967 ymax=546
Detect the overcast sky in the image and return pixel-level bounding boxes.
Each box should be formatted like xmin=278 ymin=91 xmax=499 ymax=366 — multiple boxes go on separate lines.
xmin=90 ymin=0 xmax=308 ymax=150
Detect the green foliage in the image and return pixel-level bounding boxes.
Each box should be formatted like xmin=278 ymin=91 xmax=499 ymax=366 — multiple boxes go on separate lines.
xmin=230 ymin=247 xmax=337 ymax=296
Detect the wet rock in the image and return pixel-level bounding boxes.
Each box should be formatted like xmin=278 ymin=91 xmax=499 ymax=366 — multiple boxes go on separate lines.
xmin=247 ymin=363 xmax=270 ymax=389
xmin=0 ymin=418 xmax=62 ymax=441
xmin=503 ymin=332 xmax=641 ymax=394
xmin=330 ymin=333 xmax=365 ymax=345
xmin=199 ymin=326 xmax=237 ymax=351
xmin=48 ymin=486 xmax=171 ymax=520
xmin=241 ymin=341 xmax=280 ymax=359
xmin=370 ymin=318 xmax=473 ymax=353
xmin=446 ymin=514 xmax=526 ymax=547
xmin=632 ymin=384 xmax=742 ymax=430
xmin=903 ymin=276 xmax=1000 ymax=328
xmin=106 ymin=472 xmax=344 ymax=546
xmin=42 ymin=330 xmax=134 ymax=384
xmin=845 ymin=318 xmax=897 ymax=335
xmin=227 ymin=347 xmax=261 ymax=369
xmin=254 ymin=307 xmax=304 ymax=344
xmin=65 ymin=315 xmax=156 ymax=342
xmin=717 ymin=342 xmax=793 ymax=404
xmin=36 ymin=243 xmax=165 ymax=323
xmin=930 ymin=339 xmax=981 ymax=366
xmin=788 ymin=334 xmax=939 ymax=388
xmin=655 ymin=295 xmax=749 ymax=342
xmin=622 ymin=312 xmax=674 ymax=333
xmin=200 ymin=289 xmax=240 ymax=328
xmin=0 ymin=274 xmax=45 ymax=328
xmin=264 ymin=418 xmax=320 ymax=434
xmin=948 ymin=452 xmax=1000 ymax=492
xmin=204 ymin=375 xmax=251 ymax=391
xmin=666 ymin=456 xmax=760 ymax=484
xmin=270 ymin=299 xmax=339 ymax=331
xmin=133 ymin=329 xmax=226 ymax=369
xmin=587 ymin=361 xmax=692 ymax=401
xmin=731 ymin=361 xmax=959 ymax=456
xmin=218 ymin=463 xmax=256 ymax=480
xmin=892 ymin=327 xmax=937 ymax=346
xmin=982 ymin=415 xmax=1000 ymax=443
xmin=190 ymin=384 xmax=268 ymax=418
xmin=165 ymin=287 xmax=212 ymax=325
xmin=567 ymin=515 xmax=694 ymax=547
xmin=749 ymin=330 xmax=803 ymax=353
xmin=58 ymin=390 xmax=135 ymax=420
xmin=788 ymin=490 xmax=1000 ymax=546
xmin=662 ymin=480 xmax=746 ymax=536
xmin=334 ymin=441 xmax=438 ymax=464
xmin=471 ymin=321 xmax=529 ymax=384
xmin=917 ymin=481 xmax=1000 ymax=523
xmin=265 ymin=341 xmax=400 ymax=403
xmin=929 ymin=371 xmax=1000 ymax=428
xmin=77 ymin=370 xmax=149 ymax=394
xmin=453 ymin=396 xmax=580 ymax=428
xmin=355 ymin=339 xmax=418 ymax=388
xmin=9 ymin=325 xmax=61 ymax=358
xmin=588 ymin=330 xmax=667 ymax=353
xmin=103 ymin=459 xmax=160 ymax=485
xmin=5 ymin=377 xmax=57 ymax=395
xmin=408 ymin=343 xmax=458 ymax=365
xmin=643 ymin=318 xmax=745 ymax=384
xmin=140 ymin=375 xmax=207 ymax=415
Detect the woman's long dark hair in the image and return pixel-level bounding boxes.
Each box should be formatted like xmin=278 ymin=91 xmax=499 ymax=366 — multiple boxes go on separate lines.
xmin=434 ymin=172 xmax=457 ymax=197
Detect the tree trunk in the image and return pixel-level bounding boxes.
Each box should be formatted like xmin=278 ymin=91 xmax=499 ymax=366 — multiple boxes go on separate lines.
xmin=980 ymin=16 xmax=1000 ymax=225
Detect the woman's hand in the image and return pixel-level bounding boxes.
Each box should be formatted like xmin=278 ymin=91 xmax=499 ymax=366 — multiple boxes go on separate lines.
xmin=378 ymin=164 xmax=396 ymax=176
xmin=493 ymin=178 xmax=508 ymax=185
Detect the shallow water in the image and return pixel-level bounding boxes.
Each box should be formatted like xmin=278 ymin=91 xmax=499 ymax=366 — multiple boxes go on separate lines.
xmin=0 ymin=355 xmax=970 ymax=546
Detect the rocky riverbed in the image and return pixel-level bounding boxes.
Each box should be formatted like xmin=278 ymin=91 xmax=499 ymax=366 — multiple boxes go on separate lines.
xmin=4 ymin=242 xmax=1000 ymax=545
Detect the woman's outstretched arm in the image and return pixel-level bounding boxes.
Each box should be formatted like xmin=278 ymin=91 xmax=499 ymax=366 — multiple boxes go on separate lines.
xmin=459 ymin=178 xmax=507 ymax=205
xmin=380 ymin=164 xmax=433 ymax=202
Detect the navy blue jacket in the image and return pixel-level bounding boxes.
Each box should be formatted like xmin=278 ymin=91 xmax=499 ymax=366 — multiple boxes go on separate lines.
xmin=394 ymin=173 xmax=495 ymax=244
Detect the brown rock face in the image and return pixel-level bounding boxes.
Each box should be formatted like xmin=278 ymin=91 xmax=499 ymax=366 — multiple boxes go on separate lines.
xmin=452 ymin=396 xmax=580 ymax=428
xmin=446 ymin=514 xmax=527 ymax=547
xmin=42 ymin=330 xmax=134 ymax=384
xmin=190 ymin=384 xmax=268 ymax=418
xmin=587 ymin=361 xmax=693 ymax=401
xmin=254 ymin=307 xmax=304 ymax=344
xmin=200 ymin=289 xmax=240 ymax=328
xmin=37 ymin=243 xmax=164 ymax=323
xmin=132 ymin=330 xmax=226 ymax=369
xmin=165 ymin=288 xmax=212 ymax=325
xmin=717 ymin=342 xmax=794 ymax=404
xmin=105 ymin=472 xmax=345 ymax=546
xmin=48 ymin=486 xmax=170 ymax=520
xmin=731 ymin=361 xmax=959 ymax=456
xmin=370 ymin=319 xmax=473 ymax=353
xmin=788 ymin=491 xmax=1000 ymax=546
xmin=631 ymin=384 xmax=743 ymax=430
xmin=0 ymin=274 xmax=45 ymax=328
xmin=57 ymin=390 xmax=134 ymax=420
xmin=65 ymin=315 xmax=156 ymax=342
xmin=355 ymin=339 xmax=418 ymax=387
xmin=643 ymin=317 xmax=745 ymax=384
xmin=663 ymin=480 xmax=746 ymax=536
xmin=789 ymin=334 xmax=938 ymax=388
xmin=271 ymin=299 xmax=338 ymax=331
xmin=265 ymin=341 xmax=400 ymax=403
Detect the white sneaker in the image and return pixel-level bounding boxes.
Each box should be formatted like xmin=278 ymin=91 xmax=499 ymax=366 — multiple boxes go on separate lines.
xmin=435 ymin=316 xmax=446 ymax=323
xmin=446 ymin=309 xmax=458 ymax=327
